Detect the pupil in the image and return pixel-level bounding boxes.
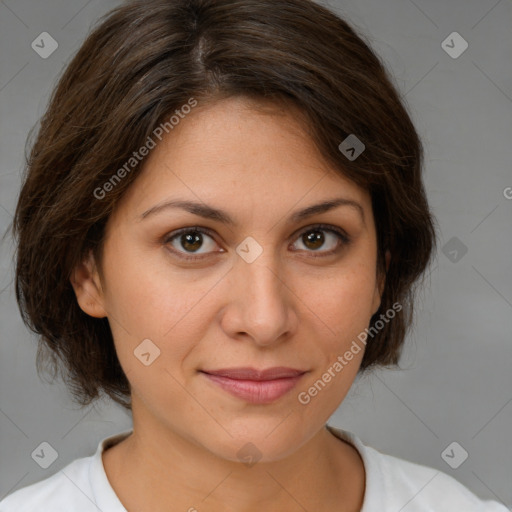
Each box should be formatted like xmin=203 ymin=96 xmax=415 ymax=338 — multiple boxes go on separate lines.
xmin=305 ymin=230 xmax=324 ymax=250
xmin=182 ymin=232 xmax=202 ymax=252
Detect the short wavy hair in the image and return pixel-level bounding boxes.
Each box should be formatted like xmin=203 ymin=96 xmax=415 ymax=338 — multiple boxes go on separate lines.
xmin=12 ymin=0 xmax=437 ymax=410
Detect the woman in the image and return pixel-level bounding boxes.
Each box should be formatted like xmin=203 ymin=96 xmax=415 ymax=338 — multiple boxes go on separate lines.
xmin=0 ymin=0 xmax=507 ymax=510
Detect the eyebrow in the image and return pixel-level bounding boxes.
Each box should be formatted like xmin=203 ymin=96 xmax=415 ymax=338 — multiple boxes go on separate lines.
xmin=139 ymin=197 xmax=365 ymax=226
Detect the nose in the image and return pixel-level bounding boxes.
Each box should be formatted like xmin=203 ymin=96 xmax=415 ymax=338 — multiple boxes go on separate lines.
xmin=219 ymin=251 xmax=298 ymax=347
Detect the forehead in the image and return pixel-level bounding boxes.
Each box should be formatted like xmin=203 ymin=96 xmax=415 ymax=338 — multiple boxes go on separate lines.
xmin=113 ymin=96 xmax=371 ymax=223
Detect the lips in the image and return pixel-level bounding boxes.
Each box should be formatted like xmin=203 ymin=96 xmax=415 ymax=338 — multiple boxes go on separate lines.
xmin=200 ymin=367 xmax=307 ymax=404
xmin=201 ymin=366 xmax=306 ymax=381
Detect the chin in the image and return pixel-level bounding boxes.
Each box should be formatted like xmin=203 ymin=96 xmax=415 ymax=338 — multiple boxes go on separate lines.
xmin=196 ymin=421 xmax=307 ymax=465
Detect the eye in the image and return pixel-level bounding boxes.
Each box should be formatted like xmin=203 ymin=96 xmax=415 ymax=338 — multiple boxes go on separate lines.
xmin=164 ymin=227 xmax=221 ymax=261
xmin=290 ymin=224 xmax=350 ymax=258
xmin=163 ymin=223 xmax=350 ymax=261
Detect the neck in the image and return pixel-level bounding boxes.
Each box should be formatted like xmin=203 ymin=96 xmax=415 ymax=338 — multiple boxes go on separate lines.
xmin=102 ymin=403 xmax=365 ymax=512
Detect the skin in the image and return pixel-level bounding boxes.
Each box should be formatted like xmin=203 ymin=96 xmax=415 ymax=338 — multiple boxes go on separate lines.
xmin=71 ymin=96 xmax=389 ymax=512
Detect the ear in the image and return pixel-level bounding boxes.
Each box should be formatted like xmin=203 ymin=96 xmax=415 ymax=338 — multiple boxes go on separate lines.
xmin=70 ymin=249 xmax=107 ymax=318
xmin=371 ymin=249 xmax=391 ymax=315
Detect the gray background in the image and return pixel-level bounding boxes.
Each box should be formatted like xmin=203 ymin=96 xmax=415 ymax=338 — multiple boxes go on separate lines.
xmin=1 ymin=0 xmax=511 ymax=508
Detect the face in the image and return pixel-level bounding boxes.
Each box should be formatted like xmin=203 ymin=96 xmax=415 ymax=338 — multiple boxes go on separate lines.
xmin=72 ymin=96 xmax=385 ymax=462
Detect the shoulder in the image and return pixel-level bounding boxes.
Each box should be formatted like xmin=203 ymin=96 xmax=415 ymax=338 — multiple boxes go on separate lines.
xmin=327 ymin=425 xmax=508 ymax=512
xmin=0 ymin=455 xmax=95 ymax=512
xmin=371 ymin=447 xmax=507 ymax=511
xmin=0 ymin=429 xmax=131 ymax=512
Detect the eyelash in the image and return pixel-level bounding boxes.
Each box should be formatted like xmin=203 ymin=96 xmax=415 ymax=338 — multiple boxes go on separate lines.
xmin=163 ymin=223 xmax=351 ymax=262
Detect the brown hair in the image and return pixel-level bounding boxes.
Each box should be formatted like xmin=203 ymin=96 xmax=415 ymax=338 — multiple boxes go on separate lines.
xmin=11 ymin=0 xmax=436 ymax=410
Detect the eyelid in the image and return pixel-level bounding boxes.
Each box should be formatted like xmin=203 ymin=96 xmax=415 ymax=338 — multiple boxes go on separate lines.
xmin=290 ymin=223 xmax=351 ymax=258
xmin=163 ymin=223 xmax=351 ymax=261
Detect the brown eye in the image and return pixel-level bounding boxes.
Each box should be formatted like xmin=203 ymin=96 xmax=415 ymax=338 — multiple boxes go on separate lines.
xmin=180 ymin=232 xmax=204 ymax=252
xmin=302 ymin=230 xmax=325 ymax=250
xmin=164 ymin=227 xmax=221 ymax=260
xmin=291 ymin=224 xmax=350 ymax=257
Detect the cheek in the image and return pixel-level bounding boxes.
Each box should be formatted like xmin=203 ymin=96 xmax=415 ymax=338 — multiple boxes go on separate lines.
xmin=102 ymin=237 xmax=207 ymax=333
xmin=303 ymin=262 xmax=378 ymax=343
xmin=293 ymin=267 xmax=375 ymax=418
xmin=100 ymin=243 xmax=216 ymax=377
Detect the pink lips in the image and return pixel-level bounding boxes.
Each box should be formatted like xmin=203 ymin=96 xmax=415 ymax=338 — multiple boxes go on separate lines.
xmin=200 ymin=367 xmax=307 ymax=404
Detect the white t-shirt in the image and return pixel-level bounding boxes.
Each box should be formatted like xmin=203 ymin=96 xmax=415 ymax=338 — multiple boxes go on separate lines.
xmin=0 ymin=425 xmax=508 ymax=511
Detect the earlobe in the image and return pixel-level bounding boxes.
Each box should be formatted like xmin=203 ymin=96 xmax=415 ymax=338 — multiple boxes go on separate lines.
xmin=70 ymin=250 xmax=107 ymax=318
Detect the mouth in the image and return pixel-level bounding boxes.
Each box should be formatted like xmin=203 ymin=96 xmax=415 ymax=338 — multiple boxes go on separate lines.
xmin=199 ymin=367 xmax=308 ymax=404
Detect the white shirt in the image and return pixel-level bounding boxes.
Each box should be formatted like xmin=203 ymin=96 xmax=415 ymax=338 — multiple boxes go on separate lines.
xmin=0 ymin=425 xmax=508 ymax=511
